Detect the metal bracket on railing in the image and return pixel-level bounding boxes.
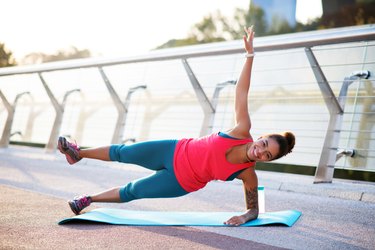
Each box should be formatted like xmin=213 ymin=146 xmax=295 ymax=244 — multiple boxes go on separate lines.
xmin=182 ymin=58 xmax=236 ymax=136
xmin=39 ymin=73 xmax=81 ymax=152
xmin=98 ymin=67 xmax=147 ymax=144
xmin=305 ymin=48 xmax=370 ymax=183
xmin=212 ymin=80 xmax=237 ymax=108
xmin=10 ymin=131 xmax=22 ymax=139
xmin=0 ymin=90 xmax=30 ymax=148
xmin=336 ymin=149 xmax=356 ymax=162
xmin=122 ymin=138 xmax=136 ymax=144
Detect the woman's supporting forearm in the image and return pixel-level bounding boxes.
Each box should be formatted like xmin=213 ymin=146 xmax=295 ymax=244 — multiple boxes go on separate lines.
xmin=244 ymin=185 xmax=259 ymax=220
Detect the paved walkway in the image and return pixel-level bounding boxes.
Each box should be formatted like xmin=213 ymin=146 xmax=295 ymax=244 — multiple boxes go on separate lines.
xmin=1 ymin=145 xmax=375 ymax=249
xmin=1 ymin=185 xmax=278 ymax=250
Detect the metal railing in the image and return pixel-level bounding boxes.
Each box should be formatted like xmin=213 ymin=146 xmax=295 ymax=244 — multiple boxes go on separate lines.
xmin=0 ymin=24 xmax=374 ymax=183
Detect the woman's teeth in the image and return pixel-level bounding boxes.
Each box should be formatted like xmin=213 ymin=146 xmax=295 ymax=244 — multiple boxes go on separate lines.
xmin=253 ymin=148 xmax=258 ymax=158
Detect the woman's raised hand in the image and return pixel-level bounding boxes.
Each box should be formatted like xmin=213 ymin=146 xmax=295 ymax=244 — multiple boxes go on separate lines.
xmin=243 ymin=26 xmax=255 ymax=54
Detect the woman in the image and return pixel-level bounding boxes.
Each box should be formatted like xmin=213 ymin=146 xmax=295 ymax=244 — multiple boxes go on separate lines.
xmin=58 ymin=26 xmax=295 ymax=226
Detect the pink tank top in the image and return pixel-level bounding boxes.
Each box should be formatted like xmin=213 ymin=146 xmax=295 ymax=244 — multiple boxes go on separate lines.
xmin=173 ymin=132 xmax=255 ymax=192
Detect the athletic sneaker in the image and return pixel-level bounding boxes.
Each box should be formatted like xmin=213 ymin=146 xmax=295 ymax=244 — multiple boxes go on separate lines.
xmin=58 ymin=136 xmax=82 ymax=165
xmin=68 ymin=195 xmax=92 ymax=215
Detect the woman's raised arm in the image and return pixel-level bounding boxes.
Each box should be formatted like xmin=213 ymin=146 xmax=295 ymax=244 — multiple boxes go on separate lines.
xmin=229 ymin=26 xmax=255 ymax=139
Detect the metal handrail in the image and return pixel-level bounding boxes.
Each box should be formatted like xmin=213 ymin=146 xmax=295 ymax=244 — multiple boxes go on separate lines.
xmin=0 ymin=25 xmax=374 ymax=76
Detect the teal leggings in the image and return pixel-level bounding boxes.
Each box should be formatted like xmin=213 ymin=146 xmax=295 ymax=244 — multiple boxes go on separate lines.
xmin=109 ymin=140 xmax=188 ymax=202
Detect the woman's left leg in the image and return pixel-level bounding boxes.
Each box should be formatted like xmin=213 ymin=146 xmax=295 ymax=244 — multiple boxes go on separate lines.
xmin=82 ymin=168 xmax=188 ymax=203
xmin=68 ymin=169 xmax=188 ymax=214
xmin=90 ymin=186 xmax=122 ymax=202
xmin=119 ymin=169 xmax=188 ymax=202
xmin=68 ymin=187 xmax=122 ymax=215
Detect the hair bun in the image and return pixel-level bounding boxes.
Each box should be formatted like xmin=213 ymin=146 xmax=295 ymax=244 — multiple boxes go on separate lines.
xmin=282 ymin=131 xmax=295 ymax=154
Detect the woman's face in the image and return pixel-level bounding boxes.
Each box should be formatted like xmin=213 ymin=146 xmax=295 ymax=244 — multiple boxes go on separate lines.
xmin=246 ymin=137 xmax=280 ymax=162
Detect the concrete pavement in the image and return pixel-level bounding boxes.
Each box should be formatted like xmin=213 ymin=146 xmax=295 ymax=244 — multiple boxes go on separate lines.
xmin=1 ymin=185 xmax=280 ymax=250
xmin=1 ymin=145 xmax=375 ymax=249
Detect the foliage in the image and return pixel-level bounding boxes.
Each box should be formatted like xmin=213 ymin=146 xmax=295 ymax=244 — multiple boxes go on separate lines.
xmin=223 ymin=3 xmax=268 ymax=39
xmin=0 ymin=43 xmax=17 ymax=67
xmin=156 ymin=11 xmax=226 ymax=49
xmin=21 ymin=46 xmax=91 ymax=65
xmin=318 ymin=3 xmax=375 ymax=28
xmin=188 ymin=11 xmax=227 ymax=43
xmin=156 ymin=1 xmax=375 ymax=49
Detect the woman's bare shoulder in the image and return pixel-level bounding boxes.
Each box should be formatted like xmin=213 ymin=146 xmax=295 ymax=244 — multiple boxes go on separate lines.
xmin=226 ymin=126 xmax=253 ymax=140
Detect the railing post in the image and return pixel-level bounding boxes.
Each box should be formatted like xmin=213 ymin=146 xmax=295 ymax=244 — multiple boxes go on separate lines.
xmin=305 ymin=47 xmax=370 ymax=183
xmin=182 ymin=59 xmax=236 ymax=136
xmin=39 ymin=73 xmax=80 ymax=152
xmin=305 ymin=47 xmax=342 ymax=183
xmin=181 ymin=59 xmax=215 ymax=136
xmin=98 ymin=67 xmax=146 ymax=144
xmin=0 ymin=90 xmax=30 ymax=147
xmin=120 ymin=85 xmax=147 ymax=143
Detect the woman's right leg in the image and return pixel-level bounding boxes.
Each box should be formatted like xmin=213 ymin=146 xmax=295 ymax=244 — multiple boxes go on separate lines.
xmin=58 ymin=137 xmax=111 ymax=164
xmin=58 ymin=136 xmax=176 ymax=167
xmin=108 ymin=140 xmax=177 ymax=170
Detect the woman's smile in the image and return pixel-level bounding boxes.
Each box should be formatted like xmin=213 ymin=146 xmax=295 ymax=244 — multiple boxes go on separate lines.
xmin=247 ymin=138 xmax=280 ymax=162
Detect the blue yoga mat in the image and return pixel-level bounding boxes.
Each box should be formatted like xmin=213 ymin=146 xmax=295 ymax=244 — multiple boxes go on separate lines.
xmin=59 ymin=208 xmax=301 ymax=227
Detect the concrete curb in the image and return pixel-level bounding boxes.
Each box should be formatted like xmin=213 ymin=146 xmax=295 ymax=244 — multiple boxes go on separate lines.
xmin=257 ymin=170 xmax=375 ymax=203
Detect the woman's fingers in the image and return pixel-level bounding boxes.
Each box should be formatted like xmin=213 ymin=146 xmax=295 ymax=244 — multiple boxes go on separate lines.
xmin=243 ymin=26 xmax=255 ymax=53
xmin=244 ymin=26 xmax=254 ymax=36
xmin=243 ymin=26 xmax=248 ymax=34
xmin=243 ymin=26 xmax=255 ymax=43
xmin=224 ymin=216 xmax=244 ymax=226
xmin=248 ymin=25 xmax=253 ymax=34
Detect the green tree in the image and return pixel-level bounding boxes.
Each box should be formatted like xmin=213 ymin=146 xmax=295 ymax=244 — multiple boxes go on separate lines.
xmin=157 ymin=0 xmax=375 ymax=49
xmin=156 ymin=37 xmax=199 ymax=49
xmin=223 ymin=4 xmax=268 ymax=39
xmin=22 ymin=46 xmax=91 ymax=64
xmin=156 ymin=11 xmax=226 ymax=49
xmin=156 ymin=3 xmax=269 ymax=49
xmin=0 ymin=43 xmax=17 ymax=67
xmin=319 ymin=3 xmax=375 ymax=28
xmin=188 ymin=11 xmax=227 ymax=43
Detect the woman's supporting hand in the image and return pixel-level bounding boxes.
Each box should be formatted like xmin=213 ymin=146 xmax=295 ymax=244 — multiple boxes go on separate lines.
xmin=224 ymin=214 xmax=248 ymax=227
xmin=224 ymin=209 xmax=258 ymax=226
xmin=243 ymin=26 xmax=255 ymax=54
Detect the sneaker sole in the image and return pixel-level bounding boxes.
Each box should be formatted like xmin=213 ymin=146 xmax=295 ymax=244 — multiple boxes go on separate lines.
xmin=65 ymin=153 xmax=78 ymax=165
xmin=68 ymin=200 xmax=80 ymax=215
xmin=58 ymin=137 xmax=80 ymax=165
xmin=57 ymin=137 xmax=66 ymax=154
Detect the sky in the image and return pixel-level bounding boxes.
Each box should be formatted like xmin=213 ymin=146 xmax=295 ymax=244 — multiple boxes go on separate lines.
xmin=1 ymin=0 xmax=322 ymax=62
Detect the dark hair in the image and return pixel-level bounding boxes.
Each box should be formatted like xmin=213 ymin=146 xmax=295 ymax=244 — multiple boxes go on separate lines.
xmin=265 ymin=131 xmax=295 ymax=160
